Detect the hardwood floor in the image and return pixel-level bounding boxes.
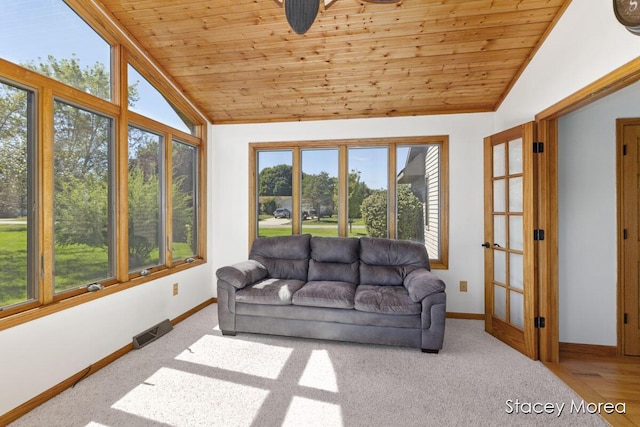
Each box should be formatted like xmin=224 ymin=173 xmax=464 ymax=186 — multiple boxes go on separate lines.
xmin=545 ymin=348 xmax=640 ymax=426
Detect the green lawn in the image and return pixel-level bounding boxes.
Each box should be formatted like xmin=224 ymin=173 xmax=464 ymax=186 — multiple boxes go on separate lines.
xmin=258 ymin=217 xmax=369 ymax=238
xmin=0 ymin=224 xmax=196 ymax=307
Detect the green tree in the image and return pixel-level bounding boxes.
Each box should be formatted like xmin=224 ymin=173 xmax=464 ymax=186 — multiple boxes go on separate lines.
xmin=361 ymin=185 xmax=423 ymax=239
xmin=361 ymin=190 xmax=388 ymax=237
xmin=0 ymin=83 xmax=29 ymax=217
xmin=18 ymin=56 xmax=140 ymax=250
xmin=347 ymin=169 xmax=371 ymax=219
xmin=302 ymin=171 xmax=335 ymax=219
xmin=259 ymin=164 xmax=292 ymax=196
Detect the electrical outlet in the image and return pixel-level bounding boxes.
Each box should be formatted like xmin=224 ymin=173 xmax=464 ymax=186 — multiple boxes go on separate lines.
xmin=173 ymin=283 xmax=179 ymax=296
xmin=459 ymin=280 xmax=468 ymax=292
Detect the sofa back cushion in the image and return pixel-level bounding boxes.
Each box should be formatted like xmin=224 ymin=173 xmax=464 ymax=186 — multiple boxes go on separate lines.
xmin=308 ymin=236 xmax=359 ymax=284
xmin=359 ymin=237 xmax=430 ymax=286
xmin=249 ymin=234 xmax=311 ymax=281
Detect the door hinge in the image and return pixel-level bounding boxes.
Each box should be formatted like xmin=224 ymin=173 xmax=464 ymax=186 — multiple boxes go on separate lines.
xmin=624 ymin=313 xmax=628 ymax=324
xmin=624 ymin=229 xmax=628 ymax=239
xmin=534 ymin=229 xmax=545 ymax=241
xmin=623 ymin=144 xmax=627 ymax=155
xmin=535 ymin=316 xmax=546 ymax=328
xmin=533 ymin=142 xmax=544 ymax=153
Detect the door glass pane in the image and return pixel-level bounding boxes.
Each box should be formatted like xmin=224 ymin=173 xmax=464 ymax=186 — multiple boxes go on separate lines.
xmin=494 ymin=250 xmax=506 ymax=284
xmin=510 ymin=290 xmax=524 ymax=329
xmin=493 ymin=215 xmax=506 ymax=249
xmin=0 ymin=82 xmax=35 ymax=308
xmin=301 ymin=149 xmax=338 ymax=237
xmin=350 ymin=147 xmax=388 ymax=238
xmin=54 ymin=101 xmax=113 ymax=292
xmin=508 ymin=177 xmax=523 ymax=212
xmin=172 ymin=140 xmax=197 ymax=260
xmin=493 ymin=179 xmax=505 ymax=212
xmin=509 ymin=215 xmax=523 ymax=251
xmin=128 ymin=126 xmax=164 ymax=272
xmin=257 ymin=151 xmax=292 ymax=237
xmin=0 ymin=0 xmax=112 ymax=101
xmin=510 ymin=253 xmax=524 ymax=290
xmin=493 ymin=143 xmax=505 ymax=177
xmin=508 ymin=138 xmax=523 ymax=175
xmin=494 ymin=285 xmax=506 ymax=320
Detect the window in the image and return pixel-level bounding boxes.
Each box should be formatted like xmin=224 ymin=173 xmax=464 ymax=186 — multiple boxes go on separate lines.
xmin=0 ymin=0 xmax=112 ymax=100
xmin=256 ymin=150 xmax=293 ymax=237
xmin=128 ymin=126 xmax=164 ymax=272
xmin=0 ymin=82 xmax=35 ymax=309
xmin=250 ymin=137 xmax=449 ymax=268
xmin=301 ymin=149 xmax=338 ymax=237
xmin=54 ymin=101 xmax=114 ymax=293
xmin=0 ymin=0 xmax=205 ymax=323
xmin=172 ymin=140 xmax=198 ymax=260
xmin=128 ymin=65 xmax=195 ymax=135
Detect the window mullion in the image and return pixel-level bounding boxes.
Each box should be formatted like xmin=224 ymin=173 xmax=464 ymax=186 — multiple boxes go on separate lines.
xmin=292 ymin=147 xmax=301 ymax=234
xmin=166 ymin=132 xmax=174 ymax=268
xmin=39 ymin=88 xmax=54 ymax=304
xmin=116 ymin=46 xmax=130 ymax=281
xmin=338 ymin=145 xmax=348 ymax=237
xmin=388 ymin=143 xmax=397 ymax=239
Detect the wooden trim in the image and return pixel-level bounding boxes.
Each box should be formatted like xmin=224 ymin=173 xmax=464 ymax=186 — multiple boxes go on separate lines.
xmin=248 ymin=136 xmax=449 ymax=267
xmin=171 ymin=297 xmax=216 ymax=325
xmin=40 ymin=87 xmax=54 ymax=306
xmin=493 ymin=0 xmax=573 ymax=112
xmin=536 ymin=56 xmax=640 ymax=121
xmin=0 ymin=259 xmax=206 ymax=331
xmin=0 ymin=298 xmax=215 ymax=426
xmin=558 ymin=342 xmax=618 ymax=358
xmin=535 ymin=119 xmax=559 ymax=363
xmin=64 ymin=0 xmax=208 ymax=127
xmin=446 ymin=312 xmax=484 ymax=320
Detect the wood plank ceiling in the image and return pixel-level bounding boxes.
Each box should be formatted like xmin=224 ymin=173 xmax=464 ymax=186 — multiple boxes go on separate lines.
xmin=99 ymin=0 xmax=570 ymax=124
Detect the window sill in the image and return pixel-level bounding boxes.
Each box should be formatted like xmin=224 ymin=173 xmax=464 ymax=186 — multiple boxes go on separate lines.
xmin=0 ymin=258 xmax=205 ymax=332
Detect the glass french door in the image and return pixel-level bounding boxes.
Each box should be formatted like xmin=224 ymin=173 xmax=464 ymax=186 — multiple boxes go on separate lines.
xmin=484 ymin=123 xmax=538 ymax=359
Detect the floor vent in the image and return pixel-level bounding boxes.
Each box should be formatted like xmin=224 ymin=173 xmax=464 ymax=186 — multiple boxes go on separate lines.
xmin=133 ymin=319 xmax=173 ymax=349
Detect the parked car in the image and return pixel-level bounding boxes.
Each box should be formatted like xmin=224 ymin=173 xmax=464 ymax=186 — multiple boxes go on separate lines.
xmin=273 ymin=208 xmax=291 ymax=218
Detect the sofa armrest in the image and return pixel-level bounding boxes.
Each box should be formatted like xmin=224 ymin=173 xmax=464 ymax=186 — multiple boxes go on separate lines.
xmin=216 ymin=259 xmax=268 ymax=289
xmin=403 ymin=268 xmax=446 ymax=302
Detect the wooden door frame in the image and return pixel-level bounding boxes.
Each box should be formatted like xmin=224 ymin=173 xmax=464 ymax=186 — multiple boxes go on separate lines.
xmin=534 ymin=57 xmax=640 ymax=362
xmin=616 ymin=118 xmax=640 ymax=356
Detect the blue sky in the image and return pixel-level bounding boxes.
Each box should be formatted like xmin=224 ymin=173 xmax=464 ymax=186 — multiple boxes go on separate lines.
xmin=259 ymin=147 xmax=411 ymax=191
xmin=0 ymin=0 xmax=189 ymax=133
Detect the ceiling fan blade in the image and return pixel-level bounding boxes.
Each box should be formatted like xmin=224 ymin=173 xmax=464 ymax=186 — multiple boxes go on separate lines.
xmin=285 ymin=0 xmax=320 ymax=34
xmin=363 ymin=0 xmax=401 ymax=3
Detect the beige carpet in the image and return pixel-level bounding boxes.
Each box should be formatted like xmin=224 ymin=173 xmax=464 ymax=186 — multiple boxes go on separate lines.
xmin=11 ymin=304 xmax=608 ymax=426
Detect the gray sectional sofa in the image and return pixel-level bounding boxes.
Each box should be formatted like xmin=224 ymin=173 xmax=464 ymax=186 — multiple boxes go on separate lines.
xmin=216 ymin=234 xmax=447 ymax=353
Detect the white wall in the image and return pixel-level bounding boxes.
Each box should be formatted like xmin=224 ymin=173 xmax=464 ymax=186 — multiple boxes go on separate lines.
xmin=495 ymin=0 xmax=640 ymax=130
xmin=557 ymin=79 xmax=640 ymax=345
xmin=496 ymin=0 xmax=640 ymax=345
xmin=0 ymin=132 xmax=217 ymax=416
xmin=211 ymin=114 xmax=494 ymax=315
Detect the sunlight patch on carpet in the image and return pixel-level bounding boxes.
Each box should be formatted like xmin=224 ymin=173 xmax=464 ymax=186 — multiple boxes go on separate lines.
xmin=282 ymin=396 xmax=343 ymax=427
xmin=175 ymin=334 xmax=293 ymax=379
xmin=112 ymin=367 xmax=269 ymax=426
xmin=298 ymin=349 xmax=338 ymax=392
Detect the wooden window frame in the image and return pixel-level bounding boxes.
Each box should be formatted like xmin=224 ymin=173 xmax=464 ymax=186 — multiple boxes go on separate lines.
xmin=0 ymin=0 xmax=208 ymax=330
xmin=249 ymin=136 xmax=449 ymax=269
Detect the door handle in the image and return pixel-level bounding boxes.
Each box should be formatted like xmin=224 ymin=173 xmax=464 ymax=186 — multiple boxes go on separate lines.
xmin=482 ymin=242 xmax=490 ymax=248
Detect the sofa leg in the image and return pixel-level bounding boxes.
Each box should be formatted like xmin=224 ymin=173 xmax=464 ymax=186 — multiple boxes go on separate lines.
xmin=421 ymin=349 xmax=439 ymax=354
xmin=221 ymin=330 xmax=236 ymax=336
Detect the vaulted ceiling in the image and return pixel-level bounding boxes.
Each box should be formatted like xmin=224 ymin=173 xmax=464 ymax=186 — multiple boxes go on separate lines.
xmin=100 ymin=0 xmax=570 ymax=124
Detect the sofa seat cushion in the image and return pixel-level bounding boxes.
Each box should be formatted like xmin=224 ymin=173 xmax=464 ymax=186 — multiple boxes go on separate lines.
xmin=354 ymin=285 xmax=421 ymax=315
xmin=292 ymin=281 xmax=356 ymax=309
xmin=236 ymin=278 xmax=305 ymax=305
